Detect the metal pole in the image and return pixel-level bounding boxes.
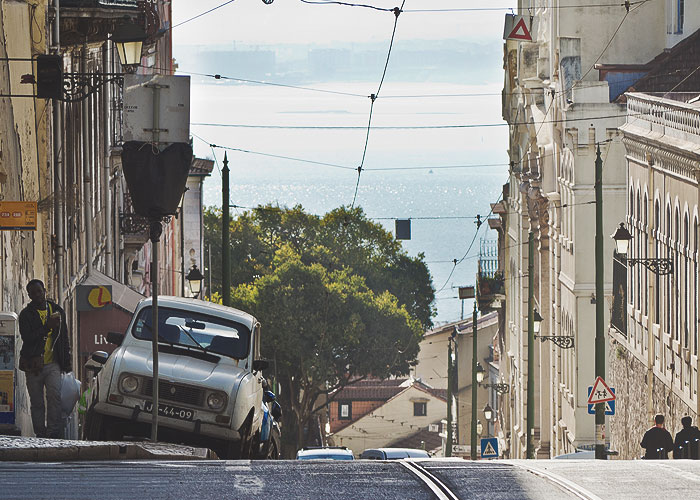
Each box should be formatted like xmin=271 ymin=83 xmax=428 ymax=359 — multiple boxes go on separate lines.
xmin=222 ymin=153 xmax=231 ymax=306
xmin=471 ymin=302 xmax=478 ymax=460
xmin=150 ymin=220 xmax=162 ymax=442
xmin=527 ymin=231 xmax=534 ymax=459
xmin=446 ymin=336 xmax=453 ymax=457
xmin=594 ymin=145 xmax=606 ymax=460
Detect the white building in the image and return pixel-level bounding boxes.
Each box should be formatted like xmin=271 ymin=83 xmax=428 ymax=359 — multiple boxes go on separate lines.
xmin=500 ymin=0 xmax=700 ymax=458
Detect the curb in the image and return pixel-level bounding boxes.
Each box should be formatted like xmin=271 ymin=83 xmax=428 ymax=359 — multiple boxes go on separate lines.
xmin=0 ymin=436 xmax=218 ymax=461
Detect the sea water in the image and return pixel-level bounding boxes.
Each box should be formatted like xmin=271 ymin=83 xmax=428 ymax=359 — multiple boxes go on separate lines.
xmin=190 ymin=80 xmax=508 ymax=325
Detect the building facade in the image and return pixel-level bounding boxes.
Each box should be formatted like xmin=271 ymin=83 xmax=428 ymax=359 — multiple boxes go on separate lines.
xmin=498 ymin=0 xmax=696 ymax=458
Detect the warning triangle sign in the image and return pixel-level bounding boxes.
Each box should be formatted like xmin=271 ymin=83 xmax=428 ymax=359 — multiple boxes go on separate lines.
xmin=587 ymin=376 xmax=616 ymax=405
xmin=483 ymin=441 xmax=497 ymax=456
xmin=508 ymin=18 xmax=532 ymax=41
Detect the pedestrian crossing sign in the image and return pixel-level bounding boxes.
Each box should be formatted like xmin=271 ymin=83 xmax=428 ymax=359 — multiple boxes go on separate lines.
xmin=587 ymin=387 xmax=615 ymax=415
xmin=481 ymin=437 xmax=499 ymax=459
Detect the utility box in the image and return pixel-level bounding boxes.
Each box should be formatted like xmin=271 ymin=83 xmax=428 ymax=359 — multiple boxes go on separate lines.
xmin=0 ymin=313 xmax=24 ymax=435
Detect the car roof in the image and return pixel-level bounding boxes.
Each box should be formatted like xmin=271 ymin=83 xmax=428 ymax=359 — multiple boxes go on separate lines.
xmin=361 ymin=448 xmax=430 ymax=458
xmin=135 ymin=296 xmax=258 ymax=330
xmin=553 ymin=450 xmax=595 ymax=459
xmin=296 ymin=447 xmax=354 ymax=459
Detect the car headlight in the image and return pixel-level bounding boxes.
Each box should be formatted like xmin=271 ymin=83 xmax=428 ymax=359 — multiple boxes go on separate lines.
xmin=207 ymin=391 xmax=227 ymax=411
xmin=119 ymin=375 xmax=139 ymax=394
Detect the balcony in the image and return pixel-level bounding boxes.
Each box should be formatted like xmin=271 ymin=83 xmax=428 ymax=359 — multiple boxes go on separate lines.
xmin=477 ymin=239 xmax=504 ymax=312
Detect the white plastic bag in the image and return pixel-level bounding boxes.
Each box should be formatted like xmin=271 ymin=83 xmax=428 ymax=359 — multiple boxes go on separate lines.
xmin=60 ymin=371 xmax=81 ymax=418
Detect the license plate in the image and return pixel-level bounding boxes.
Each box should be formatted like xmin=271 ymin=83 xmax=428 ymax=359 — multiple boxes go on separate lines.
xmin=143 ymin=401 xmax=195 ymax=421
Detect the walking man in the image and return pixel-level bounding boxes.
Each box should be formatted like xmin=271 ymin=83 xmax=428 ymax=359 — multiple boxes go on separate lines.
xmin=641 ymin=414 xmax=674 ymax=459
xmin=18 ymin=279 xmax=72 ymax=438
xmin=674 ymin=416 xmax=700 ymax=459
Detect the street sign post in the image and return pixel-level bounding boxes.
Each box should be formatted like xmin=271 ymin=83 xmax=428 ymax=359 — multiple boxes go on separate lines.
xmin=481 ymin=437 xmax=498 ymax=459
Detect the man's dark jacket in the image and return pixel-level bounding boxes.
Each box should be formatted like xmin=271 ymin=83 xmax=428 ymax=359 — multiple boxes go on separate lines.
xmin=674 ymin=426 xmax=700 ymax=459
xmin=641 ymin=426 xmax=674 ymax=459
xmin=18 ymin=300 xmax=71 ymax=372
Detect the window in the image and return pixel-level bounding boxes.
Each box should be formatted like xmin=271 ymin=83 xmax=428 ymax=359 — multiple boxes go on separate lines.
xmin=677 ymin=0 xmax=685 ymax=34
xmin=339 ymin=402 xmax=351 ymax=420
xmin=414 ymin=402 xmax=427 ymax=417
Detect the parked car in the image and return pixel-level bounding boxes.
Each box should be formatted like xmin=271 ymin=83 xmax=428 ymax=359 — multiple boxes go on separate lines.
xmin=359 ymin=447 xmax=430 ymax=460
xmin=296 ymin=446 xmax=355 ymax=460
xmin=553 ymin=450 xmax=595 ymax=459
xmin=83 ymin=296 xmax=268 ymax=459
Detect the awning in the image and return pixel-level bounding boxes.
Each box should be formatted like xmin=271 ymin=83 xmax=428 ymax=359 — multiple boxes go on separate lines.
xmin=79 ymin=270 xmax=144 ymax=314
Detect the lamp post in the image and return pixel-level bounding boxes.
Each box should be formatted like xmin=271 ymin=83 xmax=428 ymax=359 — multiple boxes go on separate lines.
xmin=185 ymin=264 xmax=204 ymax=299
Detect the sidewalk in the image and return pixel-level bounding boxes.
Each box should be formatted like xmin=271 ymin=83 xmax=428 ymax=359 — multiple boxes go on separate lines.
xmin=0 ymin=435 xmax=218 ymax=461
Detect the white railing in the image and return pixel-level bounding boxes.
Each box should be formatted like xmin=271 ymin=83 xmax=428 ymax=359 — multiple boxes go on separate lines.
xmin=626 ymin=93 xmax=700 ymax=141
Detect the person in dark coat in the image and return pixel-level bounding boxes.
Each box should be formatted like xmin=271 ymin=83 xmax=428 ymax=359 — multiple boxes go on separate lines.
xmin=641 ymin=414 xmax=674 ymax=459
xmin=18 ymin=279 xmax=72 ymax=438
xmin=674 ymin=416 xmax=700 ymax=459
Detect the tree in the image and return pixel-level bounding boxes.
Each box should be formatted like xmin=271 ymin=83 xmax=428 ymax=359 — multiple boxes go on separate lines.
xmin=203 ymin=204 xmax=435 ymax=454
xmin=230 ymin=245 xmax=424 ymax=455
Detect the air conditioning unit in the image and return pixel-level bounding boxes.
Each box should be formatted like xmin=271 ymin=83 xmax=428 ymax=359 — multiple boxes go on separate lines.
xmin=429 ymin=424 xmax=440 ymax=433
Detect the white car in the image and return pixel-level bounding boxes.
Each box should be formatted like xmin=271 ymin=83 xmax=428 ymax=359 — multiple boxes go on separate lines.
xmin=84 ymin=296 xmax=267 ymax=459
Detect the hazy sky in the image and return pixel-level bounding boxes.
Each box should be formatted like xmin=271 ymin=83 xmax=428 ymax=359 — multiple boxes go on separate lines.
xmin=172 ymin=0 xmax=516 ymax=47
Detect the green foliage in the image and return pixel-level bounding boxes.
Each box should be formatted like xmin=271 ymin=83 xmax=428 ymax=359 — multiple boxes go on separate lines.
xmin=203 ymin=204 xmax=435 ymax=453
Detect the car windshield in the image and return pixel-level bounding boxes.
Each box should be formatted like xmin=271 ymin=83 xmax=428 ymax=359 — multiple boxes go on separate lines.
xmin=131 ymin=306 xmax=251 ymax=360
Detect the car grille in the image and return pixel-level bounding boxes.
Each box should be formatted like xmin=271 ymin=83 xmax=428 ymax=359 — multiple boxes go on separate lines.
xmin=140 ymin=379 xmax=206 ymax=408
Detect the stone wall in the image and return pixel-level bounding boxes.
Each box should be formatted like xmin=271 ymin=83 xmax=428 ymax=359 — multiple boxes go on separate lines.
xmin=609 ymin=337 xmax=697 ymax=459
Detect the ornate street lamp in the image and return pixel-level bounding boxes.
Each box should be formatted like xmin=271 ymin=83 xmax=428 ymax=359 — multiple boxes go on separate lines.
xmin=186 ymin=264 xmax=204 ymax=299
xmin=611 ymin=222 xmax=673 ymax=275
xmin=475 ymin=362 xmax=485 ymax=384
xmin=533 ymin=308 xmax=575 ymax=349
xmin=532 ymin=309 xmax=543 ymax=334
xmin=483 ymin=404 xmax=493 ymax=421
xmin=111 ymin=21 xmax=148 ymax=73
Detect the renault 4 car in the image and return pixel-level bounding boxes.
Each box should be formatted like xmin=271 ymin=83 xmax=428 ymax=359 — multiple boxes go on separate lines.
xmin=84 ymin=296 xmax=268 ymax=459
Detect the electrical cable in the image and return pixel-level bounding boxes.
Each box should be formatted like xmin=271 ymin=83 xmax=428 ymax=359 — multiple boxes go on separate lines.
xmin=171 ymin=0 xmax=237 ymax=30
xmin=351 ymin=2 xmax=405 ymax=208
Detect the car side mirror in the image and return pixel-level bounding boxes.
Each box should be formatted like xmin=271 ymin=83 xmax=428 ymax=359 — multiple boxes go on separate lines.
xmin=106 ymin=331 xmax=124 ymax=346
xmin=252 ymin=359 xmax=269 ymax=372
xmin=91 ymin=351 xmax=109 ymax=365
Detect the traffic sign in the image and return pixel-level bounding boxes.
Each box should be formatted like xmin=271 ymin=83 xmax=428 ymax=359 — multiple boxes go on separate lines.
xmin=481 ymin=437 xmax=498 ymax=459
xmin=587 ymin=387 xmax=615 ymax=415
xmin=587 ymin=376 xmax=616 ymax=405
xmin=503 ymin=15 xmax=533 ymax=41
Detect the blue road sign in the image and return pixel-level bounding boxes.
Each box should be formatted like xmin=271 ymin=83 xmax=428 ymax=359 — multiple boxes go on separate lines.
xmin=481 ymin=437 xmax=499 ymax=459
xmin=587 ymin=387 xmax=615 ymax=415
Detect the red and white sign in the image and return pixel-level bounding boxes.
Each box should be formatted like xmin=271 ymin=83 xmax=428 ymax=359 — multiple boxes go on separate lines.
xmin=503 ymin=14 xmax=533 ymax=42
xmin=587 ymin=376 xmax=616 ymax=405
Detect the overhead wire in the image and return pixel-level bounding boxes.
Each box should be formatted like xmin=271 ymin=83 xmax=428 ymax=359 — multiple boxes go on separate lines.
xmin=351 ymin=2 xmax=405 ymax=208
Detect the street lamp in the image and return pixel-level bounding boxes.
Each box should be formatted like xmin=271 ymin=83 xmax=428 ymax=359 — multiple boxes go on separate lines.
xmin=483 ymin=404 xmax=493 ymax=421
xmin=111 ymin=21 xmax=148 ymax=73
xmin=611 ymin=222 xmax=673 ymax=275
xmin=533 ymin=309 xmax=543 ymax=334
xmin=475 ymin=362 xmax=485 ymax=384
xmin=186 ymin=264 xmax=204 ymax=299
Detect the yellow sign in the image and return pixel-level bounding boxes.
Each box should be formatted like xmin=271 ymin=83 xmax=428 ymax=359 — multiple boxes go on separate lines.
xmin=0 ymin=201 xmax=37 ymax=230
xmin=88 ymin=286 xmax=113 ymax=309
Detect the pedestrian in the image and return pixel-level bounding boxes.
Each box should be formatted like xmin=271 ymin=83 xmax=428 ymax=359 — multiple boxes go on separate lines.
xmin=674 ymin=416 xmax=700 ymax=459
xmin=18 ymin=279 xmax=72 ymax=438
xmin=641 ymin=414 xmax=674 ymax=459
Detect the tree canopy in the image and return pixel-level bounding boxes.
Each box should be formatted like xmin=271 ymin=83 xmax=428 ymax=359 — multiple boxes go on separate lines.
xmin=203 ymin=204 xmax=435 ymax=454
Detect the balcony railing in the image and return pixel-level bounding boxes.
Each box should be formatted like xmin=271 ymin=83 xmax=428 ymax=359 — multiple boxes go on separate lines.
xmin=626 ymin=92 xmax=700 ymax=143
xmin=477 ymin=239 xmax=503 ymax=311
